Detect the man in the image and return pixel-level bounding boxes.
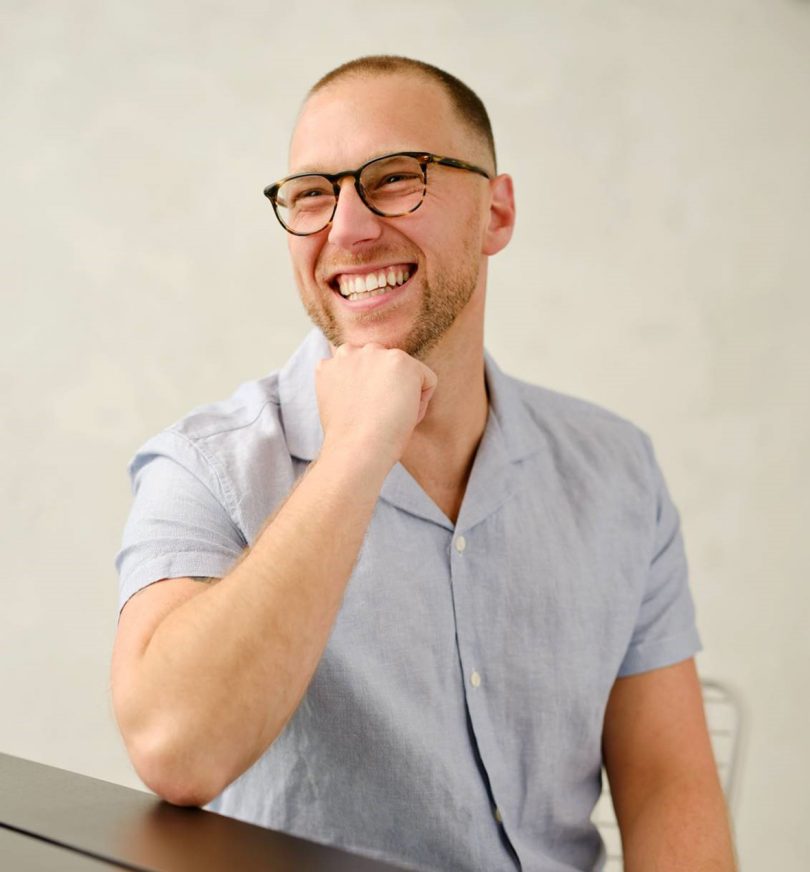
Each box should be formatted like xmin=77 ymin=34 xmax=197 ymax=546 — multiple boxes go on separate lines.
xmin=113 ymin=56 xmax=736 ymax=871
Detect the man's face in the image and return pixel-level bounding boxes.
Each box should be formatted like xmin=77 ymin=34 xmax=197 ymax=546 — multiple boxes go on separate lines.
xmin=286 ymin=73 xmax=494 ymax=360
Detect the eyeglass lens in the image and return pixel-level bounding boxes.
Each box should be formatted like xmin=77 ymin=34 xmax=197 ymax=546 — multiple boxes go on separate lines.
xmin=275 ymin=154 xmax=426 ymax=234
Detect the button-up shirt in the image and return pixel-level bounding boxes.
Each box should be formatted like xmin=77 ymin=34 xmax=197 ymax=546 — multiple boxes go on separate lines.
xmin=117 ymin=329 xmax=701 ymax=872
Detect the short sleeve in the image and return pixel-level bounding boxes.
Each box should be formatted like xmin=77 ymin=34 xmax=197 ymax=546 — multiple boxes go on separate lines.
xmin=617 ymin=433 xmax=702 ymax=676
xmin=115 ymin=430 xmax=248 ymax=614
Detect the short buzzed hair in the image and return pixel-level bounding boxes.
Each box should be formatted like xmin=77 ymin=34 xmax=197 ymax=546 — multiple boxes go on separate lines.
xmin=309 ymin=55 xmax=497 ymax=171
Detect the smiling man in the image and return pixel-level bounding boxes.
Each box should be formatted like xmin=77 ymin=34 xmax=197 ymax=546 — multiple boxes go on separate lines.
xmin=113 ymin=56 xmax=736 ymax=871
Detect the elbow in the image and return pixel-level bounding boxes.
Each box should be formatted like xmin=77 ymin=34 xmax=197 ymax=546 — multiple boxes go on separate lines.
xmin=148 ymin=772 xmax=219 ymax=809
xmin=150 ymin=778 xmax=217 ymax=809
xmin=124 ymin=727 xmax=226 ymax=808
xmin=112 ymin=683 xmax=267 ymax=807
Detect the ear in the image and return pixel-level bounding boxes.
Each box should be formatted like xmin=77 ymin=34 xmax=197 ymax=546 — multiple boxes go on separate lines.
xmin=482 ymin=173 xmax=516 ymax=256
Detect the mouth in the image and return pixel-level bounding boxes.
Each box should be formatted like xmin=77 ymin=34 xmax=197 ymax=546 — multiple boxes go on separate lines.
xmin=328 ymin=263 xmax=416 ymax=302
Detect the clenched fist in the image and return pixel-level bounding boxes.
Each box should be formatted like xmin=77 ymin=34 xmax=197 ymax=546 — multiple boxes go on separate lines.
xmin=316 ymin=343 xmax=437 ymax=472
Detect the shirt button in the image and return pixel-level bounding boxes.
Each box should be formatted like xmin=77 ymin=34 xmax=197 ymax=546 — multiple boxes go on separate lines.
xmin=454 ymin=535 xmax=467 ymax=553
xmin=470 ymin=670 xmax=481 ymax=688
xmin=494 ymin=807 xmax=503 ymax=824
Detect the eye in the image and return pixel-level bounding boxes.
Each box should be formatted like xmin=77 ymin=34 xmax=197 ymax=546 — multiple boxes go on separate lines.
xmin=294 ymin=188 xmax=327 ymax=202
xmin=381 ymin=172 xmax=420 ymax=186
xmin=287 ymin=187 xmax=333 ymax=213
xmin=365 ymin=172 xmax=423 ymax=197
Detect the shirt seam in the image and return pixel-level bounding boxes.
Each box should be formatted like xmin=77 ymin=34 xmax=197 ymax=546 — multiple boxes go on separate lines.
xmin=166 ymin=427 xmax=245 ymax=534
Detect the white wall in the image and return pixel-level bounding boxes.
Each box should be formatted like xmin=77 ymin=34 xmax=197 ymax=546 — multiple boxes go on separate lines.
xmin=2 ymin=1 xmax=808 ymax=868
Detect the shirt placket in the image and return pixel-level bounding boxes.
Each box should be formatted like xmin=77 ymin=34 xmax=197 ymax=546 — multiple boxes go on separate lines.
xmin=448 ymin=519 xmax=522 ymax=870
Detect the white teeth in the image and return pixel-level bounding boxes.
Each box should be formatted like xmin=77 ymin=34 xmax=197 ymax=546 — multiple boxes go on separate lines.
xmin=337 ymin=266 xmax=412 ymax=297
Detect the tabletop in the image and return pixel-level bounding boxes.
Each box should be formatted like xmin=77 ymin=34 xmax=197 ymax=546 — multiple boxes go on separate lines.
xmin=0 ymin=753 xmax=412 ymax=871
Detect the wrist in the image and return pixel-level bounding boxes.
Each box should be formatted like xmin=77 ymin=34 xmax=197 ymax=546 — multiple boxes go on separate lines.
xmin=318 ymin=435 xmax=397 ymax=486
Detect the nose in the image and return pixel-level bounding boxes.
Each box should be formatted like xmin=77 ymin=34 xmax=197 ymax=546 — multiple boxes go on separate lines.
xmin=327 ymin=178 xmax=383 ymax=249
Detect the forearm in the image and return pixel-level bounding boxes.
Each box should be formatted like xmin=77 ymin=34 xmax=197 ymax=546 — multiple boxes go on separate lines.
xmin=116 ymin=443 xmax=390 ymax=804
xmin=620 ymin=774 xmax=737 ymax=872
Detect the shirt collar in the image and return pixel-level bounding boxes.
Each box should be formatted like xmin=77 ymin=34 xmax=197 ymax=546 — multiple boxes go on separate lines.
xmin=277 ymin=328 xmax=329 ymax=462
xmin=483 ymin=349 xmax=546 ymax=466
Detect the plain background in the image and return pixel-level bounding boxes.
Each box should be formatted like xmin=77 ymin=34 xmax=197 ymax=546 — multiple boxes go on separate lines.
xmin=2 ymin=1 xmax=808 ymax=868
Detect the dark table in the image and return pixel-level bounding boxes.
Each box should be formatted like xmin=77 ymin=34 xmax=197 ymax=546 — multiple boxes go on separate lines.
xmin=0 ymin=753 xmax=411 ymax=871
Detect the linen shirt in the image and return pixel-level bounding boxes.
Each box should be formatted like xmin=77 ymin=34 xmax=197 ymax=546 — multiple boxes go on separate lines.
xmin=116 ymin=329 xmax=701 ymax=872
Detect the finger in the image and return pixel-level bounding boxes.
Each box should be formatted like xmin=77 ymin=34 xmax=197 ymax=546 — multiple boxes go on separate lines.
xmin=415 ymin=369 xmax=437 ymax=426
xmin=415 ymin=388 xmax=434 ymax=426
xmin=420 ymin=364 xmax=438 ymax=393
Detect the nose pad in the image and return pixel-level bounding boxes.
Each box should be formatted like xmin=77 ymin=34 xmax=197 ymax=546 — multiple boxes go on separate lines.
xmin=327 ymin=178 xmax=383 ymax=247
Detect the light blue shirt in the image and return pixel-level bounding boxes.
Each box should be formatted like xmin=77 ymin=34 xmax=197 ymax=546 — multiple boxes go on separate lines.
xmin=116 ymin=329 xmax=701 ymax=872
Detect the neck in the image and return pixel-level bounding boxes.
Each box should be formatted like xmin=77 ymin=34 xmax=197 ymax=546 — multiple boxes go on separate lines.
xmin=400 ymin=301 xmax=489 ymax=524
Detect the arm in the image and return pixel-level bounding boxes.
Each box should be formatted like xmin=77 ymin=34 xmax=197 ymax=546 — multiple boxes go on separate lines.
xmin=602 ymin=658 xmax=737 ymax=871
xmin=111 ymin=344 xmax=436 ymax=806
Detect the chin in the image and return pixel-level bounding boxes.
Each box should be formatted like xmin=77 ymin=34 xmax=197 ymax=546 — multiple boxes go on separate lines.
xmin=334 ymin=314 xmax=414 ymax=351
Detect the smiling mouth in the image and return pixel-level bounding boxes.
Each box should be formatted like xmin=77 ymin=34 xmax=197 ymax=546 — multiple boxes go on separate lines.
xmin=331 ymin=264 xmax=415 ymax=302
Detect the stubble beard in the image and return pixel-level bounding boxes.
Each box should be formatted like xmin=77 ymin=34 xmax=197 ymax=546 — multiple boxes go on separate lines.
xmin=301 ymin=250 xmax=480 ymax=361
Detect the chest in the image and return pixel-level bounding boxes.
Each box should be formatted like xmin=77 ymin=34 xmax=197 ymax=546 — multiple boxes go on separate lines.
xmin=328 ymin=476 xmax=652 ymax=718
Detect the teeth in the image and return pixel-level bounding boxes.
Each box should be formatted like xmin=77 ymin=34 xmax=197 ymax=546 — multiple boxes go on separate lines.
xmin=348 ymin=287 xmax=389 ymax=301
xmin=337 ymin=266 xmax=412 ymax=297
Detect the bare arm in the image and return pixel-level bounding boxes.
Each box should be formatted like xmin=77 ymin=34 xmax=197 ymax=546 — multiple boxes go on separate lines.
xmin=111 ymin=344 xmax=436 ymax=806
xmin=602 ymin=658 xmax=737 ymax=871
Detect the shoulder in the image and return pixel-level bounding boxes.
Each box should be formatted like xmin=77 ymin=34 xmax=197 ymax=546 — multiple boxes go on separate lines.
xmin=514 ymin=376 xmax=631 ymax=427
xmin=502 ymin=369 xmax=652 ymax=454
xmin=126 ymin=369 xmax=301 ymax=543
xmin=152 ymin=328 xmax=327 ymax=468
xmin=496 ymin=370 xmax=659 ymax=493
xmin=171 ymin=373 xmax=283 ymax=449
xmin=133 ymin=373 xmax=285 ymax=470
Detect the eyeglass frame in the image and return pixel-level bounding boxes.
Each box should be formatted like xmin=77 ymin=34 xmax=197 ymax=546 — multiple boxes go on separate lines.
xmin=263 ymin=151 xmax=493 ymax=236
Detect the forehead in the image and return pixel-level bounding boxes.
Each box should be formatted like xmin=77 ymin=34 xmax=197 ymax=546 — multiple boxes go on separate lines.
xmin=289 ymin=73 xmax=474 ymax=173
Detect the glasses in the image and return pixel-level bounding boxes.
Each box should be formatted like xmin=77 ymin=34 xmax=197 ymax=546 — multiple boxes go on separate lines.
xmin=264 ymin=151 xmax=492 ymax=236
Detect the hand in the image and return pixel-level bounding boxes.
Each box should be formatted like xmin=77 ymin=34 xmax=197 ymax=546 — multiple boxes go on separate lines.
xmin=316 ymin=343 xmax=437 ymax=470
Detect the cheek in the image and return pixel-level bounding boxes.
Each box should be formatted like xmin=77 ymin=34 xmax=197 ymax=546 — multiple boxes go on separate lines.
xmin=426 ymin=197 xmax=485 ymax=257
xmin=288 ymin=240 xmax=321 ymax=286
